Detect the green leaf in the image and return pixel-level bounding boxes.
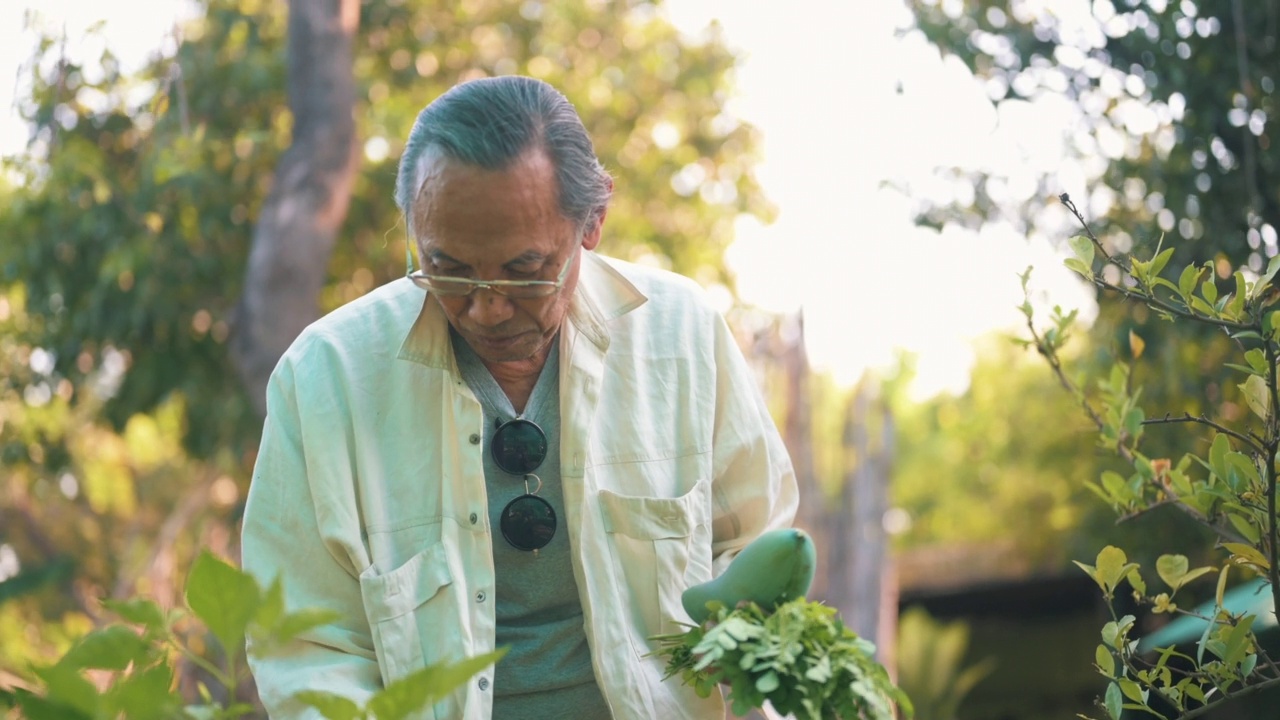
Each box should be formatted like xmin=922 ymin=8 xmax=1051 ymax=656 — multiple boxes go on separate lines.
xmin=1227 ymin=513 xmax=1261 ymax=543
xmin=1095 ymin=645 xmax=1115 ymax=677
xmin=1225 ymin=363 xmax=1264 ymax=376
xmin=1253 ymin=255 xmax=1280 ymax=298
xmin=1268 ymin=311 xmax=1280 ymax=340
xmin=1227 ymin=272 xmax=1247 ymax=317
xmin=1238 ymin=375 xmax=1270 ymax=421
xmin=8 ymin=690 xmax=93 ymax=720
xmin=185 ymin=550 xmax=262 ymax=655
xmin=1221 ymin=543 xmax=1271 ymax=571
xmin=1176 ymin=568 xmax=1215 ymax=591
xmin=367 ymin=649 xmax=508 ymax=720
xmin=754 ymin=670 xmax=780 ymax=693
xmin=1122 ymin=407 xmax=1145 ymax=440
xmin=1096 ymin=546 xmax=1138 ymax=595
xmin=1150 ymin=247 xmax=1175 ymax=278
xmin=1190 ymin=295 xmax=1217 ymax=316
xmin=1156 ymin=555 xmax=1189 ymax=591
xmin=1069 ymin=235 xmax=1095 ymax=268
xmin=1104 ymin=682 xmax=1123 ymax=720
xmin=1126 ymin=567 xmax=1146 ymax=596
xmin=33 ymin=664 xmax=99 ymax=716
xmin=105 ymin=664 xmax=183 ymax=720
xmin=292 ymin=690 xmax=363 ymax=720
xmin=253 ymin=576 xmax=285 ymax=637
xmin=1065 ymin=258 xmax=1094 ymax=280
xmin=1118 ymin=677 xmax=1146 ymax=703
xmin=1209 ymin=434 xmax=1230 ymax=483
xmin=1202 ymin=276 xmax=1218 ymax=304
xmin=1245 ymin=348 xmax=1268 ymax=373
xmin=101 ymin=598 xmax=167 ymax=634
xmin=1178 ymin=264 xmax=1201 ymax=298
xmin=1074 ymin=560 xmax=1101 ymax=591
xmin=1242 ymin=653 xmax=1258 ymax=677
xmin=1223 ymin=615 xmax=1256 ymax=666
xmin=1151 ymin=277 xmax=1182 ymax=298
xmin=1226 ymin=453 xmax=1262 ymax=491
xmin=58 ymin=626 xmax=153 ymax=671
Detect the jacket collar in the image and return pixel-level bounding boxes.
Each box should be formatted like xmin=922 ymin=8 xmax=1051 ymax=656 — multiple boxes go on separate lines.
xmin=395 ymin=250 xmax=647 ymax=371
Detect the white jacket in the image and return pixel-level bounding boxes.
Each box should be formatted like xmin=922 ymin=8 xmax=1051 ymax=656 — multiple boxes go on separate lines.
xmin=241 ymin=251 xmax=799 ymax=719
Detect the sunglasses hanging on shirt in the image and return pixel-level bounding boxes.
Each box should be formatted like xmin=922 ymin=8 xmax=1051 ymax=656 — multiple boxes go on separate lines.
xmin=491 ymin=416 xmax=556 ymax=554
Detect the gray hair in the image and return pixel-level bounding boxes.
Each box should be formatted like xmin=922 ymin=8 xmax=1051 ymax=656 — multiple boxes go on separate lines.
xmin=395 ymin=75 xmax=613 ymax=237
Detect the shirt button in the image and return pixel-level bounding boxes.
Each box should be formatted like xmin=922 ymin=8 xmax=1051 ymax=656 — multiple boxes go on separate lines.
xmin=468 ymin=433 xmax=481 ymax=445
xmin=478 ymin=677 xmax=490 ymax=691
xmin=475 ymin=590 xmax=486 ymax=603
xmin=469 ymin=512 xmax=478 ymax=524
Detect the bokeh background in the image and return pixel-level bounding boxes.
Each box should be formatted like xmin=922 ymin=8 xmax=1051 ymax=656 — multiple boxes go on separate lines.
xmin=1 ymin=0 xmax=1277 ymax=718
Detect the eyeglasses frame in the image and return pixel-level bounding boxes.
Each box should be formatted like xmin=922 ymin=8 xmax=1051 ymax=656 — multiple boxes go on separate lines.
xmin=406 ymin=243 xmax=579 ymax=299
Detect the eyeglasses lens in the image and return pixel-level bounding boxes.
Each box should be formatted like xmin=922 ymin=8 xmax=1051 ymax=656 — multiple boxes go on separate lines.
xmin=491 ymin=418 xmax=547 ymax=475
xmin=500 ymin=494 xmax=557 ymax=551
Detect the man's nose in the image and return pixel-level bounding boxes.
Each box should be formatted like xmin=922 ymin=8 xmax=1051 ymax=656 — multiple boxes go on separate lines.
xmin=466 ymin=287 xmax=515 ymax=326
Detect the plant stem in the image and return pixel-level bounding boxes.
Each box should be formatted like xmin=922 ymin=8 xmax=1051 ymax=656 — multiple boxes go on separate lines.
xmin=170 ymin=634 xmax=233 ymax=692
xmin=1060 ymin=194 xmax=1253 ymax=333
xmin=1027 ymin=315 xmax=1252 ymax=544
xmin=1143 ymin=413 xmax=1268 ymax=456
xmin=1263 ymin=342 xmax=1280 ymax=629
xmin=1178 ymin=675 xmax=1280 ymax=719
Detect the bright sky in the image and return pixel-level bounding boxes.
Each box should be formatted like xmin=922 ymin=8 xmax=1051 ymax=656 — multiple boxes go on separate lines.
xmin=0 ymin=0 xmax=1098 ymax=400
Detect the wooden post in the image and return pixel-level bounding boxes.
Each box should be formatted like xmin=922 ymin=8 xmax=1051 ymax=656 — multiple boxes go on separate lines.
xmin=833 ymin=379 xmax=894 ymax=661
xmin=777 ymin=312 xmax=829 ymax=599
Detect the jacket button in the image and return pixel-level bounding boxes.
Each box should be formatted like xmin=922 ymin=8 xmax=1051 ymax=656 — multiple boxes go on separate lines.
xmin=476 ymin=590 xmax=486 ymax=603
xmin=478 ymin=677 xmax=490 ymax=691
xmin=468 ymin=433 xmax=481 ymax=445
xmin=469 ymin=512 xmax=478 ymax=524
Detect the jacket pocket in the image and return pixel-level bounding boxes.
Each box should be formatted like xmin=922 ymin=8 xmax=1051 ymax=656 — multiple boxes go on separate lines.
xmin=597 ymin=479 xmax=713 ymax=658
xmin=358 ymin=541 xmax=455 ymax=708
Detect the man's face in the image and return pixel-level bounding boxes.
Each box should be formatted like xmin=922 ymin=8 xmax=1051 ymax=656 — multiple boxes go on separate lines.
xmin=413 ymin=148 xmax=602 ymax=366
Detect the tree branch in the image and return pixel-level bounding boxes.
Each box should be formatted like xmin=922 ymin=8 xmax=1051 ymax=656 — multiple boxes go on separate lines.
xmin=1263 ymin=342 xmax=1280 ymax=629
xmin=1143 ymin=413 xmax=1267 ymax=456
xmin=1179 ymin=675 xmax=1280 ymax=720
xmin=1060 ymin=194 xmax=1253 ymax=333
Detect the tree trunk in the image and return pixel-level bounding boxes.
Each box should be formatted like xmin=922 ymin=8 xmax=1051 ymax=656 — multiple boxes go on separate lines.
xmin=231 ymin=0 xmax=360 ymax=417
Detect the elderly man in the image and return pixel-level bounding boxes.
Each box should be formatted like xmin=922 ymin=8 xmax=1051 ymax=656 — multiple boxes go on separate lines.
xmin=241 ymin=75 xmax=797 ymax=719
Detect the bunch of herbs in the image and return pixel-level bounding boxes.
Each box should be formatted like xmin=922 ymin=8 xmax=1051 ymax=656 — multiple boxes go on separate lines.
xmin=650 ymin=598 xmax=911 ymax=719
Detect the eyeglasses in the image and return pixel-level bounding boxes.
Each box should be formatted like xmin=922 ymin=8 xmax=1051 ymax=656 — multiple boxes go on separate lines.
xmin=408 ymin=249 xmax=578 ymax=299
xmin=491 ymin=416 xmax=556 ymax=553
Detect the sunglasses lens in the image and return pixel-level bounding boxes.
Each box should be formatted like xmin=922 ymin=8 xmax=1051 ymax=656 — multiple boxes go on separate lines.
xmin=500 ymin=495 xmax=557 ymax=551
xmin=492 ymin=419 xmax=547 ymax=475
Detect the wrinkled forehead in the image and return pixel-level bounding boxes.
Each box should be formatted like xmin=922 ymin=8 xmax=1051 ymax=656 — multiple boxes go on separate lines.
xmin=409 ymin=148 xmax=574 ymax=257
xmin=407 ymin=145 xmax=567 ymax=235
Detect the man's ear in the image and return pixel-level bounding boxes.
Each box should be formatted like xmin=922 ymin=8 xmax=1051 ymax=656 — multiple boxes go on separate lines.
xmin=582 ymin=178 xmax=613 ymax=251
xmin=582 ymin=208 xmax=607 ymax=251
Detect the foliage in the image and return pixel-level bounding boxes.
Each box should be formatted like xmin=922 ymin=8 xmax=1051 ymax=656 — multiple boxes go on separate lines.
xmin=3 ymin=0 xmax=768 ymax=458
xmin=649 ymin=598 xmax=911 ymax=720
xmin=894 ymin=606 xmax=996 ymax=720
xmin=0 ymin=0 xmax=766 ymax=697
xmin=1025 ymin=195 xmax=1280 ymax=719
xmin=903 ymin=1 xmax=1280 ymax=527
xmin=887 ymin=341 xmax=1101 ymax=562
xmin=0 ymin=550 xmax=502 ymax=719
xmin=904 ymin=0 xmax=1277 ymax=267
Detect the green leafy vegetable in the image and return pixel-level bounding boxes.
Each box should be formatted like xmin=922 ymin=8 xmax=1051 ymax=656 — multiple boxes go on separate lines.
xmin=650 ymin=598 xmax=911 ymax=720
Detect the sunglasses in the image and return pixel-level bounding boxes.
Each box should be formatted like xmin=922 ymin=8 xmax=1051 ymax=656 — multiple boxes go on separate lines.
xmin=491 ymin=417 xmax=556 ymax=554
